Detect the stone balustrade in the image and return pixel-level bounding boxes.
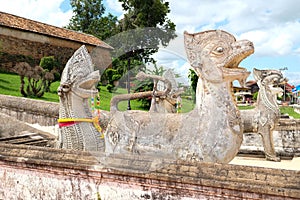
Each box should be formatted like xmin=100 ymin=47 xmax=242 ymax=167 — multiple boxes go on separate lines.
xmin=0 ymin=94 xmax=299 ymax=156
xmin=0 ymin=94 xmax=59 ymax=126
xmin=240 ymin=118 xmax=300 ymax=157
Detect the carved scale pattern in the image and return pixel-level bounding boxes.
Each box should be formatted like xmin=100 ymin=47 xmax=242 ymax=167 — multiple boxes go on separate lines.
xmin=57 ymin=46 xmax=104 ymax=151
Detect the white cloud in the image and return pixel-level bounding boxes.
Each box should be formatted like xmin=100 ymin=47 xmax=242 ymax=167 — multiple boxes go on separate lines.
xmin=0 ymin=0 xmax=72 ymax=27
xmin=106 ymin=0 xmax=123 ymax=14
xmin=239 ymin=21 xmax=300 ymax=56
xmin=285 ymin=72 xmax=300 ymax=86
xmin=167 ymin=0 xmax=300 ymax=57
xmin=161 ymin=0 xmax=300 ymax=86
xmin=150 ymin=43 xmax=191 ymax=85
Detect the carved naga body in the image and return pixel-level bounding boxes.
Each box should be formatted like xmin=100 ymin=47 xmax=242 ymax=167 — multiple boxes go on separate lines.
xmin=241 ymin=69 xmax=285 ymax=161
xmin=104 ymin=30 xmax=254 ymax=163
xmin=150 ymin=69 xmax=185 ymax=113
xmin=56 ymin=46 xmax=104 ymax=151
xmin=110 ymin=70 xmax=183 ymax=113
xmin=110 ymin=71 xmax=173 ymax=112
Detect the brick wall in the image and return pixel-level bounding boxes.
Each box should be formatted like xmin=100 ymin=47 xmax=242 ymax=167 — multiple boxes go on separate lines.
xmin=0 ymin=27 xmax=112 ymax=73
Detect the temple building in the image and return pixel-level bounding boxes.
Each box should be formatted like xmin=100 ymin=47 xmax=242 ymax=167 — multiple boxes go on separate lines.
xmin=0 ymin=11 xmax=113 ymax=73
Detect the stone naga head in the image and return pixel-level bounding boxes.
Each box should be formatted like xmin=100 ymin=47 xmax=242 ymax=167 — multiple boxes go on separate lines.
xmin=253 ymin=68 xmax=286 ymax=96
xmin=184 ymin=30 xmax=254 ymax=86
xmin=58 ymin=45 xmax=100 ymax=98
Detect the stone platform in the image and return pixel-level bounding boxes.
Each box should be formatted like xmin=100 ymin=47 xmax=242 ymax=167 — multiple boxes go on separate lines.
xmin=0 ymin=143 xmax=299 ymax=200
xmin=231 ymin=155 xmax=300 ymax=170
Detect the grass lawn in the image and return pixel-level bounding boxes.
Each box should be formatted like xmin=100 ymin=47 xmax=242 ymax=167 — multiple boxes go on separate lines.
xmin=99 ymin=86 xmax=195 ymax=112
xmin=99 ymin=86 xmax=147 ymax=111
xmin=0 ymin=72 xmax=60 ymax=102
xmin=0 ymin=72 xmax=194 ymax=112
xmin=238 ymin=105 xmax=300 ymax=119
xmin=238 ymin=105 xmax=255 ymax=110
xmin=0 ymin=73 xmax=23 ymax=97
xmin=0 ymin=72 xmax=146 ymax=110
xmin=280 ymin=106 xmax=300 ymax=119
xmin=0 ymin=72 xmax=299 ymax=118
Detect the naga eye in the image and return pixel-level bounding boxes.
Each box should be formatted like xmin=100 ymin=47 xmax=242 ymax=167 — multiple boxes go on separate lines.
xmin=62 ymin=85 xmax=70 ymax=89
xmin=215 ymin=47 xmax=224 ymax=53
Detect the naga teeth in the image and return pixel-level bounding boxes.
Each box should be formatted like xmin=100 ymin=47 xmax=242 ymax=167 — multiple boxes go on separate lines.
xmin=238 ymin=78 xmax=245 ymax=88
xmin=237 ymin=71 xmax=250 ymax=87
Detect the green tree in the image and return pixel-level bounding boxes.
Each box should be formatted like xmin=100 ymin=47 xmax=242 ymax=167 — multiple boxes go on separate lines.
xmin=102 ymin=0 xmax=176 ymax=107
xmin=103 ymin=68 xmax=122 ymax=92
xmin=65 ymin=0 xmax=177 ymax=109
xmin=39 ymin=56 xmax=60 ymax=92
xmin=66 ymin=0 xmax=118 ymax=40
xmin=188 ymin=69 xmax=198 ymax=103
xmin=147 ymin=63 xmax=166 ymax=75
xmin=107 ymin=0 xmax=176 ymax=71
xmin=119 ymin=0 xmax=175 ymax=30
xmin=14 ymin=62 xmax=47 ymax=98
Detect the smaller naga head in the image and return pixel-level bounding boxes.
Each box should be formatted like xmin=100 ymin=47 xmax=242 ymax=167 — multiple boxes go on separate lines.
xmin=184 ymin=30 xmax=254 ymax=86
xmin=253 ymin=68 xmax=286 ymax=96
xmin=58 ymin=46 xmax=100 ymax=99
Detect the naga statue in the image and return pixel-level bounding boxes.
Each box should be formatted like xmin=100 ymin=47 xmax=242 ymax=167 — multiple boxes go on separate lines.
xmin=241 ymin=68 xmax=286 ymax=161
xmin=56 ymin=30 xmax=254 ymax=163
xmin=103 ymin=30 xmax=254 ymax=163
xmin=56 ymin=46 xmax=104 ymax=151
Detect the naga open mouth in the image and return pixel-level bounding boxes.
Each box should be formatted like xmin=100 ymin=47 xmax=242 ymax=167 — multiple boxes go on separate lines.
xmin=266 ymin=72 xmax=286 ymax=96
xmin=222 ymin=40 xmax=254 ymax=86
xmin=224 ymin=40 xmax=254 ymax=68
xmin=79 ymin=74 xmax=99 ymax=90
xmin=74 ymin=70 xmax=100 ymax=97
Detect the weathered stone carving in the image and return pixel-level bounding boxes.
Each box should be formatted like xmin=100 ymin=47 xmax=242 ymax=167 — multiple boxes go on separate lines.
xmin=241 ymin=68 xmax=286 ymax=161
xmin=104 ymin=30 xmax=254 ymax=163
xmin=110 ymin=71 xmax=173 ymax=112
xmin=109 ymin=70 xmax=183 ymax=114
xmin=56 ymin=46 xmax=104 ymax=151
xmin=153 ymin=69 xmax=185 ymax=113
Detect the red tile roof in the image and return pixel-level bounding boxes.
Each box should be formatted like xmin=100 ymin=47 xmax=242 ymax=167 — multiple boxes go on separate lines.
xmin=285 ymin=83 xmax=295 ymax=92
xmin=0 ymin=11 xmax=113 ymax=50
xmin=245 ymin=80 xmax=257 ymax=87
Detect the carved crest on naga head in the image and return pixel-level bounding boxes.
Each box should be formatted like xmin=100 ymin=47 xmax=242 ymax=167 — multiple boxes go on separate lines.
xmin=58 ymin=45 xmax=100 ymax=99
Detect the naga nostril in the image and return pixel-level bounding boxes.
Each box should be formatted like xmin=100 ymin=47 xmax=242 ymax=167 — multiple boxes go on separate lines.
xmin=248 ymin=41 xmax=254 ymax=47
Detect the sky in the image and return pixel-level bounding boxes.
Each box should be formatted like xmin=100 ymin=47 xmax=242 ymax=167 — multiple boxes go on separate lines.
xmin=0 ymin=0 xmax=299 ymax=86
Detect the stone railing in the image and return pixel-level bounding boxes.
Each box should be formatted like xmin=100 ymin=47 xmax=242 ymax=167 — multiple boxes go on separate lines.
xmin=0 ymin=94 xmax=59 ymax=126
xmin=240 ymin=118 xmax=300 ymax=157
xmin=276 ymin=118 xmax=300 ymax=156
xmin=0 ymin=94 xmax=299 ymax=156
xmin=0 ymin=143 xmax=299 ymax=199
